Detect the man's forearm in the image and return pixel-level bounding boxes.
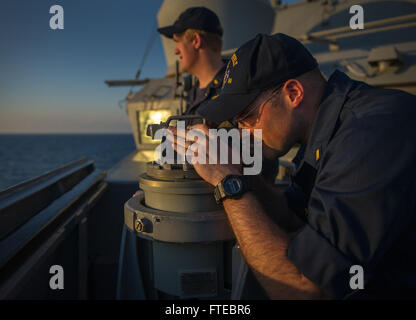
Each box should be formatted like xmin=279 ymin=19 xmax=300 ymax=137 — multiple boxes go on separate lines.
xmin=223 ymin=192 xmax=324 ymax=299
xmin=249 ymin=175 xmax=304 ymax=232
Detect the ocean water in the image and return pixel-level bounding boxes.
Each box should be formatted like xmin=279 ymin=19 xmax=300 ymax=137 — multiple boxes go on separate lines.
xmin=0 ymin=134 xmax=136 ymax=191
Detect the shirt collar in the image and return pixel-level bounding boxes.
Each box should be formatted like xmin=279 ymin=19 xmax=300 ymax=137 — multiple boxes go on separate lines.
xmin=302 ymin=70 xmax=355 ymax=168
xmin=188 ymin=62 xmax=227 ymax=110
xmin=194 ymin=61 xmax=226 ymax=89
xmin=210 ymin=61 xmax=227 ymax=89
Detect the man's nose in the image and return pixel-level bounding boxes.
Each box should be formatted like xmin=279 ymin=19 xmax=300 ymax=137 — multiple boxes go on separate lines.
xmin=237 ymin=122 xmax=247 ymax=130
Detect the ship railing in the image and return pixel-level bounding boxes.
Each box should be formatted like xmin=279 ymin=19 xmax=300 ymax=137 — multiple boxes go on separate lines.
xmin=299 ymin=13 xmax=416 ymax=51
xmin=221 ymin=13 xmax=416 ymax=55
xmin=0 ymin=158 xmax=108 ymax=299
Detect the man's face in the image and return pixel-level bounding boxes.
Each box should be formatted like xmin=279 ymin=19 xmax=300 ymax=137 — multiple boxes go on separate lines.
xmin=237 ymin=90 xmax=296 ymax=158
xmin=173 ymin=33 xmax=197 ymax=73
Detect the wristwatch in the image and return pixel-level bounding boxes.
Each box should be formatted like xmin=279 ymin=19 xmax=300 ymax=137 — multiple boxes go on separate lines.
xmin=214 ymin=175 xmax=250 ymax=204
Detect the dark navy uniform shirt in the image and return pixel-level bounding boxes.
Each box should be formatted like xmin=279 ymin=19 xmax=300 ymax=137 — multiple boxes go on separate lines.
xmin=285 ymin=70 xmax=416 ymax=299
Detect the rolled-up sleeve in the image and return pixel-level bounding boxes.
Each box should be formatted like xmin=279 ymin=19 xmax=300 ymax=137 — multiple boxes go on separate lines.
xmin=288 ymin=224 xmax=357 ymax=298
xmin=286 ymin=111 xmax=416 ymax=299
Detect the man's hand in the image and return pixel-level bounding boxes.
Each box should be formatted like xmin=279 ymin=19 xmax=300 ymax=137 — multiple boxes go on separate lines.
xmin=167 ymin=123 xmax=242 ymax=186
xmin=167 ymin=123 xmax=322 ymax=299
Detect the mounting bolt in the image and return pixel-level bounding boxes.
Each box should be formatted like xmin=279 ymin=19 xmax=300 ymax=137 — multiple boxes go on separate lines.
xmin=135 ymin=218 xmax=152 ymax=233
xmin=135 ymin=219 xmax=143 ymax=232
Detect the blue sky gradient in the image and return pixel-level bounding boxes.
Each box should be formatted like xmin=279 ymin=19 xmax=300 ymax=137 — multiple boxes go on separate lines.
xmin=0 ymin=0 xmax=165 ymax=133
xmin=0 ymin=0 xmax=299 ymax=133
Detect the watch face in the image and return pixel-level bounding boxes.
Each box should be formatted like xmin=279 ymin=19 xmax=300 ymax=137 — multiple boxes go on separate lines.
xmin=223 ymin=177 xmax=242 ymax=195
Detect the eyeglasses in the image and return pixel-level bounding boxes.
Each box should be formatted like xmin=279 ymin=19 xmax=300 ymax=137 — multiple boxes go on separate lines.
xmin=234 ymin=85 xmax=283 ymax=126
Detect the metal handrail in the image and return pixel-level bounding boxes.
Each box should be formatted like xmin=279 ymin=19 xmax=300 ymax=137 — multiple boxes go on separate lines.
xmin=305 ymin=13 xmax=416 ymax=38
xmin=328 ymin=21 xmax=416 ymax=41
xmin=297 ymin=13 xmax=416 ymax=51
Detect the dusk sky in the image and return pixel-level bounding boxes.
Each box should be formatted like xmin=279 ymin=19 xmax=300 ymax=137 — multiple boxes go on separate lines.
xmin=0 ymin=0 xmax=299 ymax=134
xmin=0 ymin=0 xmax=166 ymax=133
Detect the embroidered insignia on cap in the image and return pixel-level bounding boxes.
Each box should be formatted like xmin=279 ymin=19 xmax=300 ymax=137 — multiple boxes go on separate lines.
xmin=231 ymin=53 xmax=238 ymax=67
xmin=316 ymin=149 xmax=320 ymax=161
xmin=222 ymin=60 xmax=232 ymax=90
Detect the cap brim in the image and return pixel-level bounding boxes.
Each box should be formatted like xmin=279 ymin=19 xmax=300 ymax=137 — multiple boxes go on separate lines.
xmin=157 ymin=25 xmax=184 ymax=38
xmin=197 ymin=91 xmax=261 ymax=125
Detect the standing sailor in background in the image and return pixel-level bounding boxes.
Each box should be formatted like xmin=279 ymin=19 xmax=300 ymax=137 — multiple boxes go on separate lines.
xmin=158 ymin=7 xmax=279 ymax=182
xmin=157 ymin=7 xmax=226 ymax=120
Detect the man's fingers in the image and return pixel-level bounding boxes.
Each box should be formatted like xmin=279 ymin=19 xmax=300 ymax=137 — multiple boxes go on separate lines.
xmin=167 ymin=127 xmax=209 ymax=146
xmin=166 ymin=134 xmax=197 ymax=158
xmin=168 ymin=126 xmax=187 ymax=139
xmin=189 ymin=123 xmax=210 ymax=135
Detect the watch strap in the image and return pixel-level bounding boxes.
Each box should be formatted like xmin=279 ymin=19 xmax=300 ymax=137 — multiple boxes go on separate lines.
xmin=214 ymin=175 xmax=250 ymax=204
xmin=214 ymin=182 xmax=225 ymax=204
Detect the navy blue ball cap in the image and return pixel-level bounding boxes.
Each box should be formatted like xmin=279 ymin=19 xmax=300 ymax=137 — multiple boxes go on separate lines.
xmin=158 ymin=7 xmax=223 ymax=39
xmin=198 ymin=33 xmax=318 ymax=124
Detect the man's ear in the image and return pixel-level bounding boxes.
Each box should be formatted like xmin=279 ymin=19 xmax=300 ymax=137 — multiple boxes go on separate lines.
xmin=192 ymin=32 xmax=203 ymax=50
xmin=282 ymin=79 xmax=304 ymax=108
